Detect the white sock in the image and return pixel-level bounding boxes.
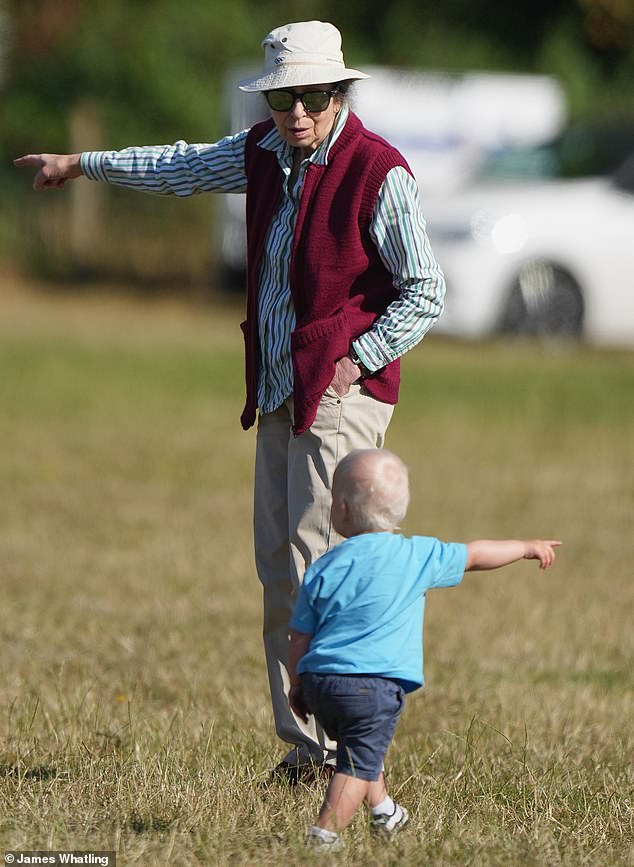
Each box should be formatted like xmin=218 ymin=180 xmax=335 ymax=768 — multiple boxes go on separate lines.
xmin=371 ymin=795 xmax=395 ymax=817
xmin=309 ymin=825 xmax=339 ymax=842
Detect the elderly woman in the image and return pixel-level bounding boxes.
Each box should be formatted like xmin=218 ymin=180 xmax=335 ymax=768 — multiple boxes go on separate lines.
xmin=15 ymin=20 xmax=446 ymax=784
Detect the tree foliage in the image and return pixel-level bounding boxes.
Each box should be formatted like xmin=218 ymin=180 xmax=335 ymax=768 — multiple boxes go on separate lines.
xmin=1 ymin=0 xmax=633 ymax=153
xmin=0 ymin=0 xmax=632 ymax=283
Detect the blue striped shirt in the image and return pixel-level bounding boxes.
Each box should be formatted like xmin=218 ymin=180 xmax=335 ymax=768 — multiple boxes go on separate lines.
xmin=81 ymin=105 xmax=445 ymax=413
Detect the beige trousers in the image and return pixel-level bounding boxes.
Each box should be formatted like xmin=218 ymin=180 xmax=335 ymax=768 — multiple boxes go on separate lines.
xmin=253 ymin=384 xmax=394 ymax=765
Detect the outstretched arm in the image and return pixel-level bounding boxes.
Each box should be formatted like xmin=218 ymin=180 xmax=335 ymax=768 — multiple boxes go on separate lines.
xmin=16 ymin=135 xmax=250 ymax=197
xmin=465 ymin=539 xmax=561 ymax=571
xmin=13 ymin=153 xmax=83 ymax=190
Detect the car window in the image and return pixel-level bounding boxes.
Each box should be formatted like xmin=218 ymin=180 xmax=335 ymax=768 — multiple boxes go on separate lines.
xmin=612 ymin=156 xmax=634 ymax=195
xmin=479 ymin=144 xmax=559 ymax=180
xmin=478 ymin=123 xmax=634 ymax=182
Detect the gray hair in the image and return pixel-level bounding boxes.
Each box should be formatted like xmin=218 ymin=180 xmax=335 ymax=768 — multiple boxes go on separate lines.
xmin=333 ymin=449 xmax=410 ymax=533
xmin=333 ymin=79 xmax=357 ymax=109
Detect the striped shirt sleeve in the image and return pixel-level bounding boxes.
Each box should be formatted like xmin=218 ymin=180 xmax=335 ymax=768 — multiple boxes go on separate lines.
xmin=80 ymin=130 xmax=250 ymax=196
xmin=352 ymin=166 xmax=445 ymax=371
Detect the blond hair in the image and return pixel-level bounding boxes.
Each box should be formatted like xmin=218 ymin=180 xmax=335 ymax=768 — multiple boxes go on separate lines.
xmin=333 ymin=449 xmax=410 ymax=533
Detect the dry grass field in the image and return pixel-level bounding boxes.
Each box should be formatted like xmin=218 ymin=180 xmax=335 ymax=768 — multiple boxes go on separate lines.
xmin=0 ymin=277 xmax=632 ymax=865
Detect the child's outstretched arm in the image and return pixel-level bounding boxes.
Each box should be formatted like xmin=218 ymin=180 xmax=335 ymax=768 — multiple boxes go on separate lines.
xmin=465 ymin=539 xmax=561 ymax=571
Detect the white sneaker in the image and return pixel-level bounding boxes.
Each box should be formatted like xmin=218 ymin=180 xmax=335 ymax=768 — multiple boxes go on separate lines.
xmin=306 ymin=828 xmax=343 ymax=853
xmin=370 ymin=803 xmax=409 ymax=837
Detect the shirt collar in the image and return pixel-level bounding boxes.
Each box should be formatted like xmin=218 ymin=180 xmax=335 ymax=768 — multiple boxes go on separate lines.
xmin=258 ymin=103 xmax=350 ymax=166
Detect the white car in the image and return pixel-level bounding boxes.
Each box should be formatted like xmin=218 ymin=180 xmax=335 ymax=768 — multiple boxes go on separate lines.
xmin=425 ymin=128 xmax=634 ymax=345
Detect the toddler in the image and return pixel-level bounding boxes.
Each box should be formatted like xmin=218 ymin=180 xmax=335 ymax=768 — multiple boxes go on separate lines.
xmin=288 ymin=448 xmax=560 ymax=851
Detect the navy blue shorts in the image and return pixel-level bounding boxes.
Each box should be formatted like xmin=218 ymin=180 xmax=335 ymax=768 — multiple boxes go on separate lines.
xmin=301 ymin=672 xmax=405 ymax=781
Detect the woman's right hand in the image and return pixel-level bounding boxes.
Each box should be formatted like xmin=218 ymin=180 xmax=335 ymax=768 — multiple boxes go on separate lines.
xmin=13 ymin=153 xmax=83 ymax=190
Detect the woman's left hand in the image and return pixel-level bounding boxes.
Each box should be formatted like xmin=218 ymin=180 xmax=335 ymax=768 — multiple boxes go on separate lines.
xmin=329 ymin=355 xmax=361 ymax=397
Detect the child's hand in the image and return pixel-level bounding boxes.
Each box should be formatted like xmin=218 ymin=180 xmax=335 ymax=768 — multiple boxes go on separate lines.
xmin=523 ymin=540 xmax=562 ymax=569
xmin=289 ymin=683 xmax=310 ymax=723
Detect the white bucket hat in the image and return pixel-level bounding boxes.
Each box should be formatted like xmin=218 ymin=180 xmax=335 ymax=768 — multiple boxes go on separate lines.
xmin=238 ymin=21 xmax=370 ymax=92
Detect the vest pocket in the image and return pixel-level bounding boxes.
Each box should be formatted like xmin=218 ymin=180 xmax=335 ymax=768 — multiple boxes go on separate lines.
xmin=291 ymin=307 xmax=349 ymax=349
xmin=291 ymin=308 xmax=350 ymax=401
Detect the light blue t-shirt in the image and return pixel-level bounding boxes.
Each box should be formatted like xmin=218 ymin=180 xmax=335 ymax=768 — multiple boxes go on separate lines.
xmin=290 ymin=532 xmax=468 ymax=693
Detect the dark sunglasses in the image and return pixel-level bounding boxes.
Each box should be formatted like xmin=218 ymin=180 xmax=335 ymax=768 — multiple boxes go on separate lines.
xmin=265 ymin=89 xmax=338 ymax=113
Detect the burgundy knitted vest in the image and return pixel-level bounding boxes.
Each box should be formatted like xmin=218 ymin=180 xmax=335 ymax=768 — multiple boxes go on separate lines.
xmin=241 ymin=112 xmax=412 ymax=435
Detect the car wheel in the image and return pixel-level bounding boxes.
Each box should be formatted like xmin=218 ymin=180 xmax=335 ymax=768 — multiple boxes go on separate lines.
xmin=500 ymin=260 xmax=584 ymax=337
